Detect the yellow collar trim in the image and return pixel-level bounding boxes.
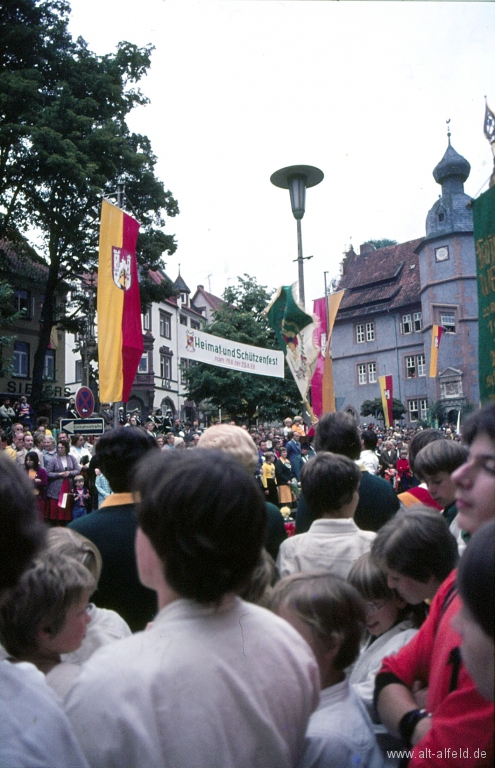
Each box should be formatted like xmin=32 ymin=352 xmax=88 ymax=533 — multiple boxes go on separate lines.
xmin=100 ymin=492 xmax=134 ymax=508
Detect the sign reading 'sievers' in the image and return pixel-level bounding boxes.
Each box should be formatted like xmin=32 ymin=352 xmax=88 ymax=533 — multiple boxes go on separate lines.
xmin=184 ymin=329 xmax=284 ymax=379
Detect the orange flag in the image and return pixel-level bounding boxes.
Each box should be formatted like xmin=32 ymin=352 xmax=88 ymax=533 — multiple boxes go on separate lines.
xmin=321 ymin=290 xmax=345 ymax=413
xmin=97 ymin=199 xmax=143 ymax=403
xmin=429 ymin=324 xmax=444 ymax=378
xmin=379 ymin=375 xmax=393 ymax=428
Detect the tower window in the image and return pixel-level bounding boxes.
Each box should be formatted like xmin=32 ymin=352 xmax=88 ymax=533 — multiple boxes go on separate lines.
xmin=438 ymin=213 xmax=445 ymax=222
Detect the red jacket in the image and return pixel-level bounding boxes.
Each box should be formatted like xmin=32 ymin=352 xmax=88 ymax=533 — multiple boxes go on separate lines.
xmin=376 ymin=570 xmax=494 ymax=767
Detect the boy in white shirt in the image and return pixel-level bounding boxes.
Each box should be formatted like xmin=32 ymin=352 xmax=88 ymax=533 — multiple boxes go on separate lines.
xmin=277 ymin=452 xmax=375 ymax=579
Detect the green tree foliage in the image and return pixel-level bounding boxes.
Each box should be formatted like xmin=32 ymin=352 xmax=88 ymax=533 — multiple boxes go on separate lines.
xmin=0 ymin=0 xmax=178 ymax=405
xmin=360 ymin=397 xmax=406 ymax=422
xmin=0 ymin=280 xmax=22 ymax=377
xmin=185 ymin=275 xmax=301 ymax=423
xmin=366 ymin=239 xmax=398 ymax=250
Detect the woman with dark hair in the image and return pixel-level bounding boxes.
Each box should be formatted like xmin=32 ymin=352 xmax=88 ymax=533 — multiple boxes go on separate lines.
xmin=274 ymin=447 xmax=294 ymax=508
xmin=44 ymin=441 xmax=80 ymax=524
xmin=24 ymin=451 xmax=48 ymax=521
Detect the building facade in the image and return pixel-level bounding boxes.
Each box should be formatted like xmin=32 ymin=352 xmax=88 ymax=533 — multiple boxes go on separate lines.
xmin=332 ymin=141 xmax=479 ymax=426
xmin=0 ymin=240 xmax=68 ymax=419
xmin=65 ymin=271 xmax=223 ymax=423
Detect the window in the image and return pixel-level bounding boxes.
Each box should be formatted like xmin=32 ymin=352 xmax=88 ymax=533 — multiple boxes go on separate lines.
xmin=413 ymin=312 xmax=423 ymax=332
xmin=406 ymin=355 xmax=416 ymax=378
xmin=14 ymin=289 xmax=31 ymax=318
xmin=160 ymin=354 xmax=172 ymax=380
xmin=366 ymin=322 xmax=375 ymax=342
xmin=402 ymin=314 xmax=412 ymax=334
xmin=420 ymin=399 xmax=428 ymax=421
xmin=191 ymin=320 xmax=200 ymax=331
xmin=368 ymin=362 xmax=377 ymax=383
xmin=142 ymin=307 xmax=151 ymax=331
xmin=358 ymin=364 xmax=367 ymax=385
xmin=42 ymin=350 xmax=55 ymax=381
xmin=356 ymin=324 xmax=365 ymax=344
xmin=138 ymin=353 xmax=149 ymax=373
xmin=75 ymin=360 xmax=83 ymax=383
xmin=440 ymin=312 xmax=456 ymax=334
xmin=409 ymin=400 xmax=419 ymax=421
xmin=180 ymin=315 xmax=187 ymax=326
xmin=160 ymin=311 xmax=171 ymax=339
xmin=13 ymin=342 xmax=29 ymax=377
xmin=180 ymin=358 xmax=189 ymax=385
xmin=180 ymin=292 xmax=188 ymax=305
xmin=417 ymin=354 xmax=426 ymax=377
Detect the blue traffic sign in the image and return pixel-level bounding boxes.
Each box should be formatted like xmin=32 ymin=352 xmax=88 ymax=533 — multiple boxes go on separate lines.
xmin=75 ymin=387 xmax=95 ymax=418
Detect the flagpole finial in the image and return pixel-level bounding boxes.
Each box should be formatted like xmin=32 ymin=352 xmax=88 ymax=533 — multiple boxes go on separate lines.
xmin=446 ymin=118 xmax=451 ymax=145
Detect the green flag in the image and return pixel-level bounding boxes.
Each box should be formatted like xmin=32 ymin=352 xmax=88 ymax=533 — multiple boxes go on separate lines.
xmin=472 ymin=184 xmax=495 ymax=403
xmin=264 ymin=284 xmax=319 ymax=400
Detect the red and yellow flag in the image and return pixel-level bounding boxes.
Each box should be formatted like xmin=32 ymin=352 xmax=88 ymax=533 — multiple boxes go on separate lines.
xmin=379 ymin=374 xmax=393 ymax=428
xmin=429 ymin=324 xmax=444 ymax=378
xmin=97 ymin=199 xmax=143 ymax=403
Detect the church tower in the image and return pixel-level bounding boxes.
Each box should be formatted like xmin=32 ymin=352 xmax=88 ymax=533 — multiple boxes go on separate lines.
xmin=417 ymin=135 xmax=479 ymax=415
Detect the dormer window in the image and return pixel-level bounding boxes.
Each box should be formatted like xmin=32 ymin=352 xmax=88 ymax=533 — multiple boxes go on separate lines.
xmin=438 ymin=213 xmax=445 ymax=222
xmin=180 ymin=292 xmax=187 ymax=305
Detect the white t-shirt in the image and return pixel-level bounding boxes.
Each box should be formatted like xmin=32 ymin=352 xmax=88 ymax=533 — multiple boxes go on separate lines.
xmin=277 ymin=518 xmax=376 ymax=579
xmin=297 ymin=677 xmax=384 ymax=768
xmin=0 ymin=660 xmax=89 ymax=768
xmin=65 ymin=595 xmax=320 ymax=768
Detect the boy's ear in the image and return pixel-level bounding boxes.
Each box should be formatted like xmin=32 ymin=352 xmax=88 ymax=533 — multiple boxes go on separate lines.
xmin=321 ymin=632 xmax=343 ymax=662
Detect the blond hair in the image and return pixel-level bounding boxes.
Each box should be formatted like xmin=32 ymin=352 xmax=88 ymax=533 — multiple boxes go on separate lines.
xmin=197 ymin=424 xmax=258 ymax=473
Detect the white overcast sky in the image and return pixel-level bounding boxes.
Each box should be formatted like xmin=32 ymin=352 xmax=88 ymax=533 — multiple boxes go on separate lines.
xmin=68 ymin=0 xmax=495 ymax=308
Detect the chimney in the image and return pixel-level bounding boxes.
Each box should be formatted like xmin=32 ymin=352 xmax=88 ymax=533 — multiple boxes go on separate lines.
xmin=360 ymin=242 xmax=373 ymax=255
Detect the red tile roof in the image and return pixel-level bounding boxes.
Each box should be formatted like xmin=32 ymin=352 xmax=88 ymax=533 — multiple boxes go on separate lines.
xmin=336 ymin=238 xmax=424 ymax=320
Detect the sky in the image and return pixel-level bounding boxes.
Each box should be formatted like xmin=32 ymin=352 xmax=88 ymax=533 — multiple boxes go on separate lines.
xmin=68 ymin=0 xmax=495 ymax=309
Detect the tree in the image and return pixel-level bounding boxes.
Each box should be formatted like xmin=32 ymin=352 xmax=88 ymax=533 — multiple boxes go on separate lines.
xmin=185 ymin=275 xmax=301 ymax=423
xmin=0 ymin=279 xmax=23 ymax=377
xmin=360 ymin=397 xmax=406 ymax=423
xmin=366 ymin=239 xmax=398 ymax=250
xmin=0 ymin=1 xmax=178 ymax=407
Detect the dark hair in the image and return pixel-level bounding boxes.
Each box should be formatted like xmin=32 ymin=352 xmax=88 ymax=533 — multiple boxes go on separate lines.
xmin=457 ymin=519 xmax=495 ymax=639
xmin=406 ymin=429 xmax=443 ymax=475
xmin=371 ymin=506 xmax=458 ymax=583
xmin=348 ymin=552 xmax=395 ymax=602
xmin=314 ymin=413 xmax=361 ymax=460
xmin=71 ymin=433 xmax=84 ymax=446
xmin=95 ymin=427 xmax=158 ymax=492
xmin=414 ymin=439 xmax=468 ymax=480
xmin=300 ymin=452 xmax=360 ymax=518
xmin=461 ymin=404 xmax=495 ymax=446
xmin=0 ymin=456 xmax=46 ymax=592
xmin=57 ymin=441 xmax=69 ymax=455
xmin=24 ymin=451 xmax=40 ymax=470
xmin=361 ymin=429 xmax=378 ymax=451
xmin=270 ymin=572 xmax=366 ymax=670
xmin=134 ymin=450 xmax=267 ymax=604
xmin=348 ymin=552 xmax=426 ymax=628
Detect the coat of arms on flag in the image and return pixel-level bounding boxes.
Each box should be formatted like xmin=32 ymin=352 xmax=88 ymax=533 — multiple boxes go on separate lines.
xmin=113 ymin=247 xmax=132 ymax=290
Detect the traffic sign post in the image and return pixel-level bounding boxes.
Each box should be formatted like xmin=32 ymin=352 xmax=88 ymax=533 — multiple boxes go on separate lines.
xmin=60 ymin=418 xmax=105 ymax=436
xmin=75 ymin=387 xmax=95 ymax=418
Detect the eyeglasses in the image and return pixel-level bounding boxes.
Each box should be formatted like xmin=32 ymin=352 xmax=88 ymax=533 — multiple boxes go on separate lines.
xmin=364 ymin=599 xmax=391 ymax=613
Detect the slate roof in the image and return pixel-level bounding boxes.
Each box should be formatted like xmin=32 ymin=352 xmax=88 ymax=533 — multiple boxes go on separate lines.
xmin=335 ymin=238 xmax=424 ymax=321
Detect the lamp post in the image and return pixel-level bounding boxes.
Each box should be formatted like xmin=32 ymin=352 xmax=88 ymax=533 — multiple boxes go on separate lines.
xmin=270 ymin=164 xmax=324 ymax=308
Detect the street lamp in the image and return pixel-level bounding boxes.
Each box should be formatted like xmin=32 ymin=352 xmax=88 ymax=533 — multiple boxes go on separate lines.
xmin=270 ymin=164 xmax=324 ymax=308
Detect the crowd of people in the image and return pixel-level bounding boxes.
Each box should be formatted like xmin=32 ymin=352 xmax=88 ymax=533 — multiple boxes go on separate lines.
xmin=0 ymin=398 xmax=494 ymax=767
